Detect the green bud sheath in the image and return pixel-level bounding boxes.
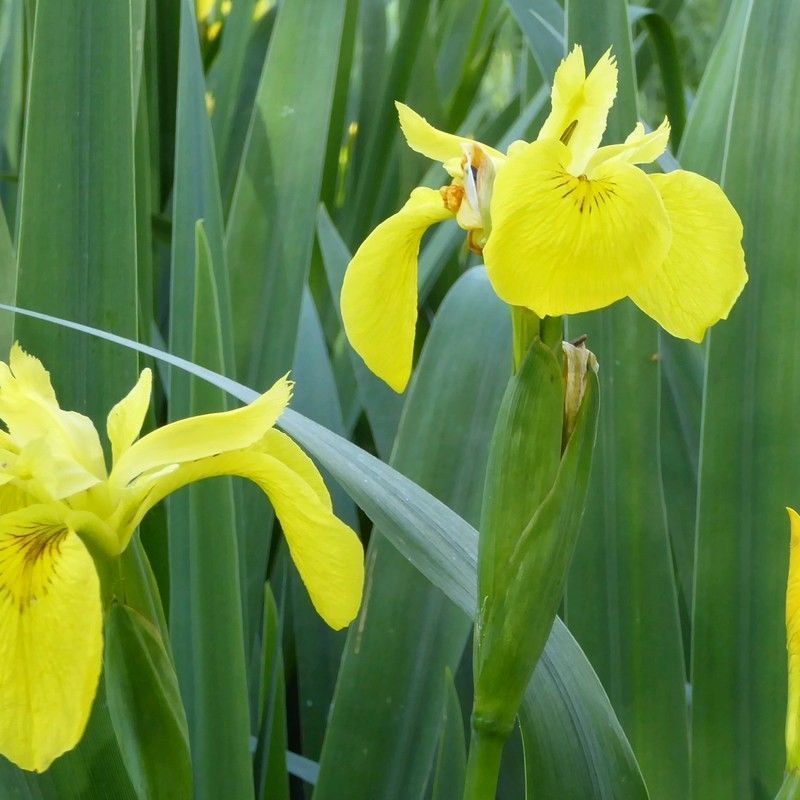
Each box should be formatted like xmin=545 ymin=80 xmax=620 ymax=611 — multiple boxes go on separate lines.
xmin=470 ymin=336 xmax=600 ymax=778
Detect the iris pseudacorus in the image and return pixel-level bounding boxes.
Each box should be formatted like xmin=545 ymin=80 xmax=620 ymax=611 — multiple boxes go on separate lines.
xmin=340 ymin=45 xmax=747 ymax=392
xmin=0 ymin=345 xmax=364 ymax=772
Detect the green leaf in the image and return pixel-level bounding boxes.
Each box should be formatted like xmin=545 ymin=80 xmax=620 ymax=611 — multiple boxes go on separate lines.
xmin=315 ymin=268 xmax=511 ymax=799
xmin=507 ymin=0 xmax=565 ymax=83
xmin=687 ymin=1 xmax=800 ymax=796
xmin=166 ymin=12 xmax=253 ymax=799
xmin=345 ymin=0 xmax=434 ymax=243
xmin=659 ymin=335 xmax=703 ymax=625
xmin=0 ymin=0 xmax=24 ymax=222
xmin=563 ymin=6 xmax=690 ymax=799
xmin=520 ymin=622 xmax=648 ymax=799
xmin=9 ymin=1 xmax=142 ymax=793
xmin=15 ymin=0 xmax=139 ymax=421
xmin=105 ymin=604 xmax=192 ymax=800
xmin=632 ymin=9 xmax=687 ymax=148
xmin=289 ymin=290 xmax=355 ymax=761
xmin=183 ymin=223 xmax=254 ymax=799
xmin=226 ymin=0 xmax=347 ymax=387
xmin=0 ymin=202 xmax=15 ymax=356
xmin=431 ymin=670 xmax=467 ymax=800
xmin=0 ymin=300 xmax=648 ymax=799
xmin=254 ymin=584 xmax=290 ymax=800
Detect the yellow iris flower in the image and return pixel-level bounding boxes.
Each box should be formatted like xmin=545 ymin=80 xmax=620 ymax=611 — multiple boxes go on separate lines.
xmin=340 ymin=45 xmax=747 ymax=392
xmin=0 ymin=345 xmax=364 ymax=772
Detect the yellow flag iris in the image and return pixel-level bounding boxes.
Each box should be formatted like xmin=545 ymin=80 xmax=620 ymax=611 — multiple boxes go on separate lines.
xmin=0 ymin=344 xmax=364 ymax=773
xmin=340 ymin=45 xmax=747 ymax=392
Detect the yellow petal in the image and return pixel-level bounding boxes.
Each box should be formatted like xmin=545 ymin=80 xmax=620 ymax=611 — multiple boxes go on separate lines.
xmin=340 ymin=187 xmax=453 ymax=393
xmin=119 ymin=448 xmax=364 ymax=629
xmin=395 ymin=102 xmax=503 ymax=164
xmin=107 ymin=369 xmax=153 ymax=466
xmin=0 ymin=345 xmax=106 ymax=483
xmin=586 ymin=117 xmax=671 ymax=172
xmin=484 ymin=139 xmax=671 ymax=316
xmin=13 ymin=438 xmax=102 ymax=500
xmin=629 ymin=171 xmax=746 ymax=341
xmin=111 ymin=374 xmax=292 ymax=487
xmin=537 ymin=45 xmax=618 ymax=174
xmin=787 ymin=508 xmax=800 ymax=770
xmin=256 ymin=429 xmax=330 ymax=509
xmin=0 ymin=506 xmax=103 ymax=772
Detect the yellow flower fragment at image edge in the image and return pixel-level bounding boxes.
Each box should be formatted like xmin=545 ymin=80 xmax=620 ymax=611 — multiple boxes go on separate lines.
xmin=0 ymin=344 xmax=364 ymax=772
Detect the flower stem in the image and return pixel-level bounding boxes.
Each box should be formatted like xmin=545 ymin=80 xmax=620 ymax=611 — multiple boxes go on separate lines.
xmin=462 ymin=727 xmax=506 ymax=800
xmin=510 ymin=306 xmax=540 ymax=373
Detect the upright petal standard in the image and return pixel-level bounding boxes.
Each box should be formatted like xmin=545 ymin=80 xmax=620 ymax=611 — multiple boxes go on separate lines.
xmin=0 ymin=344 xmax=364 ymax=772
xmin=340 ymin=44 xmax=747 ymax=391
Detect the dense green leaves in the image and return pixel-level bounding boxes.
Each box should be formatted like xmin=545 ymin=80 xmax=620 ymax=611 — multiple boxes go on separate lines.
xmin=563 ymin=5 xmax=690 ymax=799
xmin=105 ymin=605 xmax=192 ymax=800
xmin=8 ymin=1 xmax=142 ymax=795
xmin=688 ymin=1 xmax=800 ymax=796
xmin=226 ymin=0 xmax=346 ymax=388
xmin=0 ymin=1 xmax=780 ymax=797
xmin=315 ymin=269 xmax=511 ymax=798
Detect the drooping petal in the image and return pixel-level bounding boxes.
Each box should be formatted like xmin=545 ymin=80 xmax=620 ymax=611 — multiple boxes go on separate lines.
xmin=629 ymin=170 xmax=746 ymax=341
xmin=395 ymin=102 xmax=503 ymax=164
xmin=484 ymin=139 xmax=672 ymax=316
xmin=107 ymin=369 xmax=153 ymax=465
xmin=786 ymin=508 xmax=800 ymax=770
xmin=586 ymin=117 xmax=671 ymax=172
xmin=537 ymin=45 xmax=618 ymax=175
xmin=256 ymin=429 xmax=330 ymax=508
xmin=111 ymin=374 xmax=292 ymax=487
xmin=0 ymin=505 xmax=103 ymax=772
xmin=0 ymin=345 xmax=106 ymax=484
xmin=118 ymin=447 xmax=364 ymax=630
xmin=341 ymin=187 xmax=453 ymax=392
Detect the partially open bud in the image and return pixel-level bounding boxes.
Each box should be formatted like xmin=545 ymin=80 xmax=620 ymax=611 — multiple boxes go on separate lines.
xmin=562 ymin=338 xmax=598 ymax=446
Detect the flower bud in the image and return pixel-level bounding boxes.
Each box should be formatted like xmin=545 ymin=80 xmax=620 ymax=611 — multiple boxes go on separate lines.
xmin=562 ymin=338 xmax=598 ymax=445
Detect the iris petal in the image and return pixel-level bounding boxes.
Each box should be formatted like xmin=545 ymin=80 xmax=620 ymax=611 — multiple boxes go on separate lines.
xmin=537 ymin=45 xmax=618 ymax=174
xmin=106 ymin=368 xmax=152 ymax=465
xmin=111 ymin=374 xmax=291 ymax=487
xmin=341 ymin=187 xmax=453 ymax=393
xmin=484 ymin=139 xmax=672 ymax=316
xmin=629 ymin=171 xmax=746 ymax=341
xmin=0 ymin=506 xmax=103 ymax=772
xmin=0 ymin=345 xmax=106 ymax=483
xmin=587 ymin=117 xmax=671 ymax=172
xmin=395 ymin=102 xmax=503 ymax=164
xmin=120 ymin=446 xmax=364 ymax=630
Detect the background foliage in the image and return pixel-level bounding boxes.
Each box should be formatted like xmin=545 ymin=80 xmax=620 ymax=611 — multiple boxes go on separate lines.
xmin=0 ymin=0 xmax=795 ymax=798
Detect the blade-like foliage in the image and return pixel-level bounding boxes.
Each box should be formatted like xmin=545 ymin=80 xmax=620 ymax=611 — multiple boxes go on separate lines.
xmin=688 ymin=1 xmax=800 ymax=796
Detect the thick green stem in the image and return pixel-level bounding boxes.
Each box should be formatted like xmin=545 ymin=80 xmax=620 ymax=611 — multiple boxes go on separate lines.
xmin=510 ymin=306 xmax=540 ymax=373
xmin=510 ymin=307 xmax=564 ymax=371
xmin=462 ymin=726 xmax=506 ymax=800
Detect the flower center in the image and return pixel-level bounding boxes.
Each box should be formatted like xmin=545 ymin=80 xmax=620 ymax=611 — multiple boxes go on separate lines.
xmin=557 ymin=172 xmax=618 ymax=214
